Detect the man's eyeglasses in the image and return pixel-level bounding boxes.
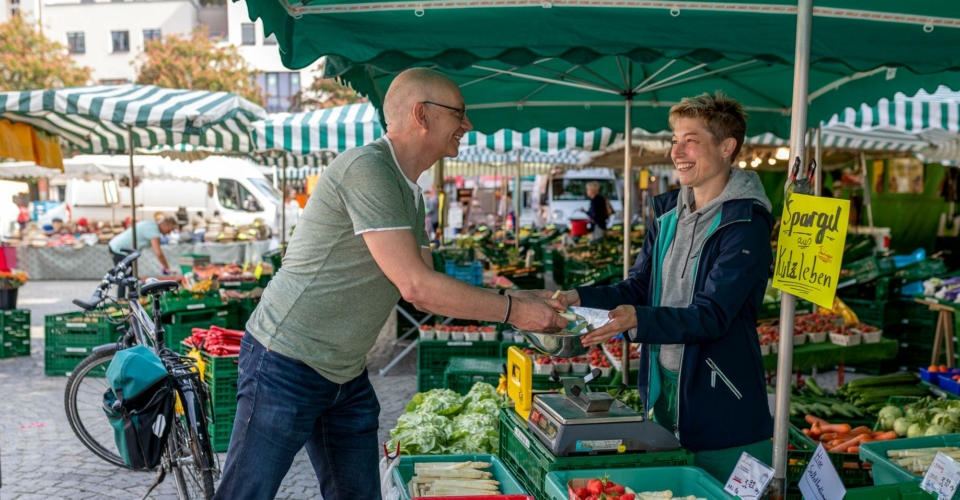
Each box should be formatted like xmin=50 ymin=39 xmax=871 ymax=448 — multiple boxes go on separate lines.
xmin=423 ymin=101 xmax=466 ymax=121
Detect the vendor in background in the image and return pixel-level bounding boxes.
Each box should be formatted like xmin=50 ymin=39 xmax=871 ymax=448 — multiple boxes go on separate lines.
xmin=537 ymin=91 xmax=775 ymax=482
xmin=107 ymin=215 xmax=178 ymax=298
xmin=585 ymin=180 xmax=611 ymax=242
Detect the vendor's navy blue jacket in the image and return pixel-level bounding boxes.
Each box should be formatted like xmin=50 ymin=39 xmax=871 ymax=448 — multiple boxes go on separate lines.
xmin=576 ymin=190 xmax=774 ymax=452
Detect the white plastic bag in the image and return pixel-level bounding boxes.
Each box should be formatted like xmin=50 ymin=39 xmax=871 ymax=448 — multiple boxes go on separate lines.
xmin=380 ymin=443 xmax=401 ymax=500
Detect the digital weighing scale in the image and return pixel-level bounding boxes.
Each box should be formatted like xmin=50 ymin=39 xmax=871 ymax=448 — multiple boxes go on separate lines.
xmin=507 ymin=346 xmax=680 ymax=457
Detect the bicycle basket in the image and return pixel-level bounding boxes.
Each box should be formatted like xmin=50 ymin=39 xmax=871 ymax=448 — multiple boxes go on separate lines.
xmin=103 ymin=345 xmax=175 ymax=470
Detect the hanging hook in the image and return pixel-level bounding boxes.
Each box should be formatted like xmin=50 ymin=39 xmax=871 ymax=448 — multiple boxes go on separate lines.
xmin=923 ymin=23 xmax=934 ymax=33
xmin=414 ymin=6 xmax=425 ymax=16
xmin=670 ymin=7 xmax=680 ymax=17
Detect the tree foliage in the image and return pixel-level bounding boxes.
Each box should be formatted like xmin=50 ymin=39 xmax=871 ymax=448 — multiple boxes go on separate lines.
xmin=135 ymin=26 xmax=263 ymax=105
xmin=292 ymin=61 xmax=366 ymax=111
xmin=0 ymin=16 xmax=92 ymax=91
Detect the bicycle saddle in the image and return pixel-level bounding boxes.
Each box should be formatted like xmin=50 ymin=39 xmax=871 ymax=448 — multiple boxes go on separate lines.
xmin=140 ymin=279 xmax=180 ymax=296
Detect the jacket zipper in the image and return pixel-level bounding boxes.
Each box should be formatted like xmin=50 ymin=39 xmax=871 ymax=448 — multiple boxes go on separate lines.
xmin=679 ymin=213 xmax=701 ymax=279
xmin=707 ymin=358 xmax=743 ymax=399
xmin=669 ymin=215 xmax=752 ymax=441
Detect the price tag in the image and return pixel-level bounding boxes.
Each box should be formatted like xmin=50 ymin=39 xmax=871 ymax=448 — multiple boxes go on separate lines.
xmin=799 ymin=443 xmax=846 ymax=500
xmin=724 ymin=452 xmax=774 ymax=500
xmin=922 ymin=452 xmax=960 ymax=500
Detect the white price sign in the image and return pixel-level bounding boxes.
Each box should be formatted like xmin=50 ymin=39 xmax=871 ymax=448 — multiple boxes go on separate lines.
xmin=922 ymin=452 xmax=960 ymax=500
xmin=799 ymin=443 xmax=846 ymax=500
xmin=724 ymin=452 xmax=774 ymax=500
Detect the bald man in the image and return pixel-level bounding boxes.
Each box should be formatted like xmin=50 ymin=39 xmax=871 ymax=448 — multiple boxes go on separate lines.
xmin=214 ymin=68 xmax=569 ymax=500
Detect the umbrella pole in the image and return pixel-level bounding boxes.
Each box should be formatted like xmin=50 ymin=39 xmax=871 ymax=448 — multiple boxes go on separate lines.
xmin=128 ymin=126 xmax=138 ymax=279
xmin=516 ymin=153 xmax=521 ymax=251
xmin=281 ymin=164 xmax=287 ymax=245
xmin=815 ymin=126 xmax=823 ymax=196
xmin=772 ymin=0 xmax=813 ymax=496
xmin=436 ymin=158 xmax=445 ymax=242
xmin=622 ymin=98 xmax=632 ymax=387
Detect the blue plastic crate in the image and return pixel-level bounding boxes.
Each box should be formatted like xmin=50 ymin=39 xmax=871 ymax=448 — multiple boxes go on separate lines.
xmin=920 ymin=366 xmax=960 ymax=386
xmin=940 ymin=374 xmax=960 ymax=395
xmin=445 ymin=261 xmax=483 ymax=286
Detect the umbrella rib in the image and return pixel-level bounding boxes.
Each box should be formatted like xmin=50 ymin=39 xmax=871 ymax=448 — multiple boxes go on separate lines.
xmin=808 ymin=67 xmax=889 ymax=104
xmin=469 ymin=65 xmax=621 ymax=95
xmin=637 ymin=60 xmax=757 ymax=94
xmin=615 ymin=56 xmax=629 ymax=90
xmin=530 ymin=63 xmax=618 ymax=92
xmin=632 ymin=59 xmax=676 ymax=93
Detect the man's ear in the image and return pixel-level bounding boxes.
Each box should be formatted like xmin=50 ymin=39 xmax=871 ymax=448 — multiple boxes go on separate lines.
xmin=413 ymin=102 xmax=429 ymax=130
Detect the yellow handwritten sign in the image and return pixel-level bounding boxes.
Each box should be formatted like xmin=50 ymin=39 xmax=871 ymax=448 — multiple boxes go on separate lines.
xmin=773 ymin=193 xmax=850 ymax=308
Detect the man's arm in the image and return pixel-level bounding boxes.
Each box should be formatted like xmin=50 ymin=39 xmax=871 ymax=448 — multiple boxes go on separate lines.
xmin=364 ymin=229 xmax=568 ymax=333
xmin=421 ymin=247 xmax=434 ymax=270
xmin=150 ymin=238 xmax=170 ymax=271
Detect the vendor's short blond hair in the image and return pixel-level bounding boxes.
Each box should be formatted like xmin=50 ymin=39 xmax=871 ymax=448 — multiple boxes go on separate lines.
xmin=586 ymin=181 xmax=600 ymax=192
xmin=669 ymin=91 xmax=748 ymax=162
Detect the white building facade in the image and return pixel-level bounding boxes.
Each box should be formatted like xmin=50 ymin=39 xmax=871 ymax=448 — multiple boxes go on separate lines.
xmin=29 ymin=0 xmax=319 ymax=112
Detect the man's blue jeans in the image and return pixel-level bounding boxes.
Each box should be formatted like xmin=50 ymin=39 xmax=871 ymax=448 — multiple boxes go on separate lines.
xmin=213 ymin=333 xmax=381 ymax=500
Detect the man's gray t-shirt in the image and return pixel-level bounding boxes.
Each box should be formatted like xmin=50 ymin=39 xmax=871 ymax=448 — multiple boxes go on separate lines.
xmin=247 ymin=138 xmax=430 ymax=384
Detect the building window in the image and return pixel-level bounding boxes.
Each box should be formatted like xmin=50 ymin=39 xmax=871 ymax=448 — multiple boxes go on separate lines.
xmin=255 ymin=72 xmax=301 ymax=113
xmin=111 ymin=31 xmax=130 ymax=53
xmin=10 ymin=0 xmax=19 ymax=17
xmin=67 ymin=32 xmax=85 ymax=54
xmin=264 ymin=33 xmax=276 ymax=45
xmin=143 ymin=29 xmax=161 ymax=44
xmin=241 ymin=23 xmax=255 ymax=45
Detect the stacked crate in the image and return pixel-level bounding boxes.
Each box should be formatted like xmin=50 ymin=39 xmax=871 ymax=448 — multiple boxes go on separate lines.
xmin=44 ymin=310 xmax=123 ymax=375
xmin=159 ymin=289 xmax=226 ymax=353
xmin=0 ymin=309 xmax=30 ymax=358
xmin=199 ymin=350 xmax=240 ymax=453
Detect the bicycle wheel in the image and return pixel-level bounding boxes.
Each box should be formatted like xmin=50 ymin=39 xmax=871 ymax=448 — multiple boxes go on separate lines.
xmin=64 ymin=347 xmax=130 ymax=469
xmin=168 ymin=410 xmax=216 ymax=499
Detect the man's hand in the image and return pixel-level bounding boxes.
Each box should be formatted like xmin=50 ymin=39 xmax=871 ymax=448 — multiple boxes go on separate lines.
xmin=510 ymin=289 xmax=580 ymax=309
xmin=508 ymin=296 xmax=569 ymax=333
xmin=580 ymin=305 xmax=637 ymax=347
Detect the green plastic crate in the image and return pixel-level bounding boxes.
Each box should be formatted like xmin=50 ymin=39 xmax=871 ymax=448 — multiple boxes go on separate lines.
xmin=840 ymin=255 xmax=898 ymax=285
xmin=0 ymin=308 xmax=30 ymax=323
xmin=897 ymin=259 xmax=948 ymax=282
xmin=844 ymin=483 xmax=936 ymax=500
xmin=498 ymin=409 xmax=693 ymax=500
xmin=236 ymin=298 xmax=259 ymax=328
xmin=444 ymin=357 xmax=504 ymax=395
xmin=392 ymin=454 xmax=528 ymax=500
xmin=44 ymin=347 xmax=95 ymax=376
xmin=209 ymin=420 xmax=234 ymax=453
xmin=159 ymin=289 xmax=223 ymax=314
xmin=417 ymin=370 xmax=447 ymax=392
xmin=787 ymin=445 xmax=873 ymax=490
xmin=219 ymin=301 xmax=240 ymax=329
xmin=44 ymin=311 xmax=123 ymax=349
xmin=543 ymin=466 xmax=728 ymax=500
xmin=219 ymin=280 xmax=260 ymax=292
xmin=844 ymin=298 xmax=903 ymax=328
xmin=165 ymin=317 xmax=228 ymax=353
xmin=264 ymin=247 xmax=284 ymax=272
xmin=0 ymin=337 xmax=30 ymax=358
xmin=860 ymin=434 xmax=960 ymax=497
xmin=417 ymin=339 xmax=502 ymax=374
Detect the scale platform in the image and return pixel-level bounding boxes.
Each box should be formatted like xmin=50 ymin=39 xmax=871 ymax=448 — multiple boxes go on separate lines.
xmin=527 ymin=393 xmax=680 ymax=457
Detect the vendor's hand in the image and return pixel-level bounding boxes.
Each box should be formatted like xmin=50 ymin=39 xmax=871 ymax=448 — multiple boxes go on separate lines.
xmin=509 ymin=297 xmax=569 ymax=333
xmin=580 ymin=305 xmax=637 ymax=347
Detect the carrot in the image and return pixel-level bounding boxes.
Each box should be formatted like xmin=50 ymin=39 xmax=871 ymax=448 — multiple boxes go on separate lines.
xmin=847 ymin=446 xmax=860 ymax=454
xmin=872 ymin=431 xmax=898 ymax=441
xmin=810 ymin=424 xmax=822 ymax=437
xmin=828 ymin=434 xmax=871 ymax=453
xmin=820 ymin=423 xmax=852 ymax=434
xmin=871 ymin=430 xmax=887 ymax=437
xmin=828 ymin=439 xmax=847 ymax=448
xmin=806 ymin=415 xmax=828 ymax=427
xmin=849 ymin=426 xmax=872 ymax=436
xmin=802 ymin=428 xmax=811 ymax=436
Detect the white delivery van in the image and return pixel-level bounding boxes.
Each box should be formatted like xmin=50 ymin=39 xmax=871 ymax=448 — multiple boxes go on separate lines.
xmin=57 ymin=156 xmax=297 ymax=234
xmin=545 ymin=168 xmax=623 ymax=227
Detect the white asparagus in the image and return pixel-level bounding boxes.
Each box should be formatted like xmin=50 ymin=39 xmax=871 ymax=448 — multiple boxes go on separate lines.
xmin=433 ymin=480 xmax=500 ymax=491
xmin=638 ymin=491 xmax=674 ymax=499
xmin=410 ymin=477 xmax=499 ymax=486
xmin=887 ymin=447 xmax=960 ymax=458
xmin=417 ymin=468 xmax=487 ymax=479
xmin=430 ymin=487 xmax=500 ymax=496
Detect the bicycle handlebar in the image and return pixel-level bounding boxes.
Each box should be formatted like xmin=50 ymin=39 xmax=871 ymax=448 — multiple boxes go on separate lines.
xmin=73 ymin=248 xmax=142 ymax=311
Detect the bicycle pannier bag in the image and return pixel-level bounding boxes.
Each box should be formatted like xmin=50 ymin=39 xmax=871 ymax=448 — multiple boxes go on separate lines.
xmin=103 ymin=345 xmax=174 ymax=470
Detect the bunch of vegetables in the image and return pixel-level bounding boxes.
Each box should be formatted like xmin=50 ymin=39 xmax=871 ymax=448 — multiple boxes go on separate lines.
xmin=878 ymin=397 xmax=960 ymax=438
xmin=801 ymin=415 xmax=897 ymax=453
xmin=388 ymin=383 xmax=502 ymax=456
xmin=568 ymin=475 xmax=706 ymax=500
xmin=923 ymin=276 xmax=960 ymax=302
xmin=885 ymin=447 xmax=960 ymax=476
xmin=406 ymin=460 xmax=504 ymax=497
xmin=838 ymin=372 xmax=927 ymax=414
xmin=610 ymin=389 xmax=644 ymax=414
xmin=787 ymin=378 xmax=866 ymax=420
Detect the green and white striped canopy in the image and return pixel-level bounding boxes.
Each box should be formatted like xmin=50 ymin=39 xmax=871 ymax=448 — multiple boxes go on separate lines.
xmin=0 ymin=85 xmax=266 ymax=154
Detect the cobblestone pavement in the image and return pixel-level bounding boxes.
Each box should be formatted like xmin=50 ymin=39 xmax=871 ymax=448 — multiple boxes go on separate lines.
xmin=0 ymin=281 xmax=418 ymax=499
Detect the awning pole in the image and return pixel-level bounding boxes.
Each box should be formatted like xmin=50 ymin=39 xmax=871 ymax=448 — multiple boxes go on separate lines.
xmin=436 ymin=158 xmax=445 ymax=242
xmin=772 ymin=0 xmax=813 ymax=497
xmin=622 ymin=97 xmax=632 ymax=388
xmin=281 ymin=163 xmax=287 ymax=246
xmin=516 ymin=153 xmax=522 ymax=251
xmin=815 ymin=126 xmax=823 ymax=196
xmin=128 ymin=126 xmax=138 ymax=280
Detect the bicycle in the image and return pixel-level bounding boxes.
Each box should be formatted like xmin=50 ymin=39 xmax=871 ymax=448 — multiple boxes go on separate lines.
xmin=63 ymin=248 xmax=219 ymax=499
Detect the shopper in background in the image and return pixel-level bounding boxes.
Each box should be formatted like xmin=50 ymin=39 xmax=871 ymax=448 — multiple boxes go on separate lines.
xmin=215 ymin=68 xmax=568 ymax=500
xmin=585 ymin=180 xmax=610 ymax=242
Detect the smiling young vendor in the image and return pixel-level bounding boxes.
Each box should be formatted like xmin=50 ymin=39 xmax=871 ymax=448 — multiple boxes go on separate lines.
xmin=545 ymin=92 xmax=775 ymax=482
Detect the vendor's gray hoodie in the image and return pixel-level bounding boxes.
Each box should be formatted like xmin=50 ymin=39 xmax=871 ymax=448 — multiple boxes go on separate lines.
xmin=658 ymin=167 xmax=772 ymax=371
